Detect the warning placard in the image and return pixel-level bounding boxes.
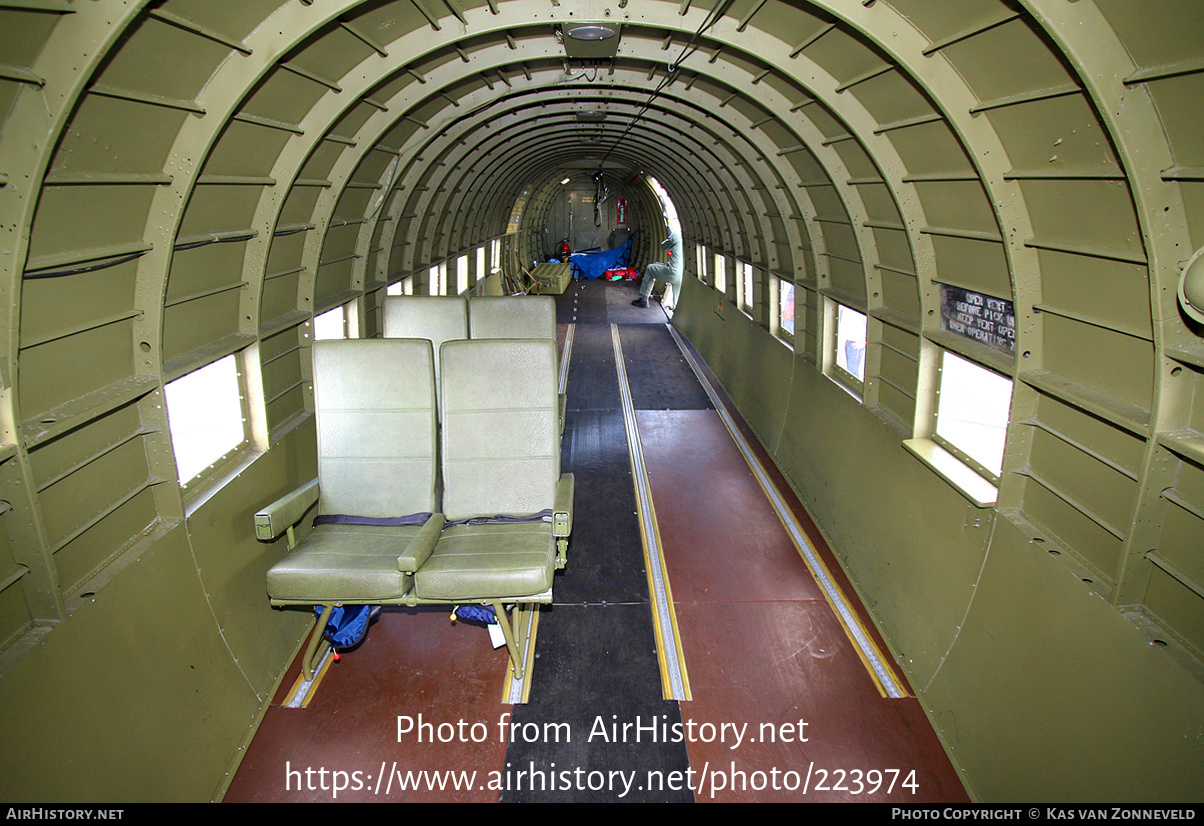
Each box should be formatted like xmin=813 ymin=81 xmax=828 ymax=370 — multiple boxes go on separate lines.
xmin=939 ymin=285 xmax=1015 ymax=354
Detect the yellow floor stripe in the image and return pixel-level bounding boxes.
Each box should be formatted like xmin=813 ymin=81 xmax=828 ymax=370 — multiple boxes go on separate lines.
xmin=611 ymin=324 xmax=691 ymax=701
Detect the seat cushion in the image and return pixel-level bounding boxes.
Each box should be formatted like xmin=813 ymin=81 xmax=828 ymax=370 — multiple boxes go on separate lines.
xmin=267 ymin=523 xmax=419 ymax=602
xmin=414 ymin=522 xmax=555 ymax=600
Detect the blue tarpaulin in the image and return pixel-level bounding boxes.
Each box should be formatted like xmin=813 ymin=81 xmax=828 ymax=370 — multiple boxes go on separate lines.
xmin=569 ymin=237 xmax=633 ymax=280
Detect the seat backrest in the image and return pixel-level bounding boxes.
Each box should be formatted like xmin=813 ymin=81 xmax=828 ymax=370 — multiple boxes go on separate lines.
xmin=468 ymin=295 xmax=555 ymax=340
xmin=312 ymin=338 xmax=437 ymax=518
xmin=382 ymin=296 xmax=468 ymax=384
xmin=439 ymin=338 xmax=559 ymax=521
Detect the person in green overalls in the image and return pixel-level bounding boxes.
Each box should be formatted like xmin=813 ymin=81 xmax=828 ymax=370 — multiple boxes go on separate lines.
xmin=632 ymin=230 xmax=683 ymax=308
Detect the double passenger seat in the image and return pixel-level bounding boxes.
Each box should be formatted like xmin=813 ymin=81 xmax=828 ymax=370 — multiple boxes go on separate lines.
xmin=259 ymin=321 xmax=573 ymax=681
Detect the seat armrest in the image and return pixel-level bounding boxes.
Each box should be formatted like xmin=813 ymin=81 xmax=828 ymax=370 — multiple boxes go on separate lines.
xmin=398 ymin=513 xmax=446 ymax=573
xmin=254 ymin=478 xmax=319 ymax=540
xmin=553 ymin=473 xmax=574 ymax=537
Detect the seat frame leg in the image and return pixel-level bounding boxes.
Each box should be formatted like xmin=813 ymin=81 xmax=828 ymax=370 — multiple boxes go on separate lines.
xmin=303 ymin=604 xmax=335 ymax=682
xmin=487 ymin=600 xmax=527 ymax=681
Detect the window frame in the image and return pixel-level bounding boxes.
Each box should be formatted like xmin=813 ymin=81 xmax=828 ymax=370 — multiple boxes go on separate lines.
xmin=931 ymin=349 xmax=1013 ymax=485
xmin=456 ymin=254 xmax=469 ymax=294
xmin=901 ymin=344 xmax=1012 ymax=509
xmin=773 ymin=274 xmax=795 ymax=346
xmin=739 ymin=261 xmax=755 ymax=316
xmin=312 ymin=299 xmax=359 ymax=340
xmin=164 ymin=352 xmax=254 ymax=500
xmin=826 ymin=299 xmax=868 ymax=397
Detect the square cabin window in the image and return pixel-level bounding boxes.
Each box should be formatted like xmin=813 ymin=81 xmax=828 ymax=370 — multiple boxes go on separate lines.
xmin=834 ymin=304 xmax=867 ymax=385
xmin=713 ymin=253 xmax=726 ymax=294
xmin=313 ymin=305 xmax=346 ymax=340
xmin=740 ymin=262 xmax=754 ymax=314
xmin=165 ymin=354 xmax=248 ymax=487
xmin=456 ymin=254 xmax=469 ymax=294
xmin=778 ymin=278 xmax=795 ymax=341
xmin=934 ymin=350 xmax=1012 ymax=480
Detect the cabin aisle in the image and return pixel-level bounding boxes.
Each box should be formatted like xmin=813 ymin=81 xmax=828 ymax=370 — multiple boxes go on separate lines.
xmin=223 ymin=279 xmax=969 ymax=803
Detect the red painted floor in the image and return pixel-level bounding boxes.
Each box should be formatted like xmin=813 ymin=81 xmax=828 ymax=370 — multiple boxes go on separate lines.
xmin=638 ymin=409 xmax=969 ymax=803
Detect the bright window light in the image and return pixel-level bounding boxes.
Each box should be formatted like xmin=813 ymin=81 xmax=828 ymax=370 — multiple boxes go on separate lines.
xmin=313 ymin=305 xmax=345 ymax=340
xmin=779 ymin=279 xmax=795 ymax=337
xmin=476 ymin=246 xmax=486 ymax=285
xmin=165 ymin=355 xmax=246 ymax=485
xmin=835 ymin=305 xmax=867 ymax=383
xmin=645 ymin=175 xmax=682 ymax=241
xmin=386 ymin=281 xmax=402 ymax=296
xmin=456 ymin=255 xmax=469 ymax=294
xmin=714 ymin=254 xmax=726 ymax=293
xmin=935 ymin=350 xmax=1012 ymax=477
xmin=741 ymin=262 xmax=754 ymax=311
xmin=696 ymin=244 xmax=707 ymax=281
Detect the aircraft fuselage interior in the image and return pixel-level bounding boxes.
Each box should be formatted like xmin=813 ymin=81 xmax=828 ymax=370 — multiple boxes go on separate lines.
xmin=0 ymin=0 xmax=1202 ymax=804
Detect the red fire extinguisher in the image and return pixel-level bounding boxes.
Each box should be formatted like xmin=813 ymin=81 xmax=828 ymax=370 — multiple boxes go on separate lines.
xmin=559 ymin=239 xmax=570 ymax=262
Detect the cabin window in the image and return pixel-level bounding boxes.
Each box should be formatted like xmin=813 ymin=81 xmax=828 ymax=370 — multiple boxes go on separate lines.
xmin=933 ymin=350 xmax=1012 ymax=481
xmin=739 ymin=262 xmax=755 ymax=316
xmin=165 ymin=354 xmax=249 ymax=488
xmin=313 ymin=301 xmax=359 ymax=340
xmin=774 ymin=276 xmax=795 ymax=344
xmin=696 ymin=243 xmax=708 ymax=282
xmin=490 ymin=238 xmax=502 ymax=274
xmin=313 ymin=305 xmax=345 ymax=340
xmin=456 ymin=255 xmax=469 ymax=294
xmin=828 ymin=302 xmax=867 ymax=394
xmin=386 ymin=277 xmax=414 ymax=296
xmin=428 ymin=264 xmax=444 ymax=296
xmin=713 ymin=253 xmax=726 ymax=295
xmin=475 ymin=246 xmax=486 ymax=287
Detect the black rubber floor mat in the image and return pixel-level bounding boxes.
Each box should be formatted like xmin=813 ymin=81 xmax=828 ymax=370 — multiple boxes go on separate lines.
xmin=618 ymin=324 xmax=714 ymax=411
xmin=555 ymin=409 xmax=651 ymax=606
xmin=500 ymin=603 xmax=693 ymax=803
xmin=563 ymin=323 xmax=620 ymax=412
xmin=555 ymin=279 xmax=670 ymax=325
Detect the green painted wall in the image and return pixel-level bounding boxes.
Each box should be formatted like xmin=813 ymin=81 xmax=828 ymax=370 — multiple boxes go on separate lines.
xmin=0 ymin=421 xmax=317 ymax=802
xmin=674 ymin=277 xmax=1204 ymax=802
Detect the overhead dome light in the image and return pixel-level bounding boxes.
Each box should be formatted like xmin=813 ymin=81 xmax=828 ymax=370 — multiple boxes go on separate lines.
xmin=566 ymin=25 xmax=616 ymax=41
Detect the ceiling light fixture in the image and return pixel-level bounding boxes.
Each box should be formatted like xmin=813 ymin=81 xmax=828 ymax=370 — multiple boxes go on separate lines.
xmin=565 ymin=25 xmax=616 ymax=41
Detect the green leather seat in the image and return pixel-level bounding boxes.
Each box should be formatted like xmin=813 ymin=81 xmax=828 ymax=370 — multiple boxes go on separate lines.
xmin=263 ymin=338 xmax=440 ymax=606
xmin=467 ymin=295 xmax=565 ymax=433
xmin=382 ymin=295 xmax=468 ymax=391
xmin=415 ymin=338 xmax=572 ymax=602
xmin=468 ymin=295 xmax=556 ymax=340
